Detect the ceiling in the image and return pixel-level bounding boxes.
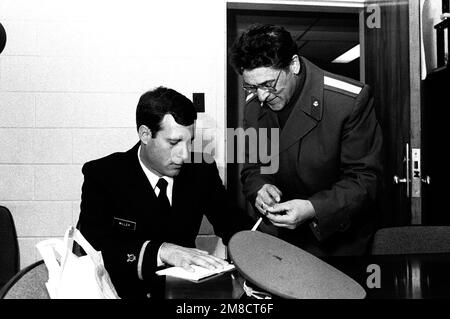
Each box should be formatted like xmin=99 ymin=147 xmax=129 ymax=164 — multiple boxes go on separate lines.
xmin=229 ymin=9 xmax=360 ymax=79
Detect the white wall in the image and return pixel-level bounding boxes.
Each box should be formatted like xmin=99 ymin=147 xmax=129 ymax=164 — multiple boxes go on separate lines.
xmin=0 ymin=0 xmax=227 ymax=268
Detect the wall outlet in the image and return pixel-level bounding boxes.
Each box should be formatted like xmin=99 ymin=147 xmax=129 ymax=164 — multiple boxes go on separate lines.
xmin=193 ymin=93 xmax=205 ymax=112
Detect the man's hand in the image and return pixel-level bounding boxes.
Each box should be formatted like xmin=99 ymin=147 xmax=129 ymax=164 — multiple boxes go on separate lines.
xmin=159 ymin=243 xmax=229 ymax=272
xmin=255 ymin=184 xmax=282 ymax=215
xmin=265 ymin=199 xmax=316 ymax=229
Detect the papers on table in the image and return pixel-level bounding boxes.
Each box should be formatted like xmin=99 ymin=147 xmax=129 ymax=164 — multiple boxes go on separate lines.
xmin=155 ymin=264 xmax=235 ymax=282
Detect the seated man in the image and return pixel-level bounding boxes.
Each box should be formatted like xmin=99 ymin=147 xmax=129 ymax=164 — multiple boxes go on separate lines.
xmin=77 ymin=86 xmax=252 ymax=299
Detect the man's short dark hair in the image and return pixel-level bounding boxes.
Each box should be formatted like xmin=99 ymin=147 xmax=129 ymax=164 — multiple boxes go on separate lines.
xmin=136 ymin=86 xmax=197 ymax=136
xmin=229 ymin=24 xmax=298 ymax=74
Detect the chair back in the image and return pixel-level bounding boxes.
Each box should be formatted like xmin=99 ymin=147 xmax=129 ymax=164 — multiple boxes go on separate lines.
xmin=0 ymin=206 xmax=19 ymax=289
xmin=0 ymin=260 xmax=49 ymax=299
xmin=371 ymin=226 xmax=450 ymax=255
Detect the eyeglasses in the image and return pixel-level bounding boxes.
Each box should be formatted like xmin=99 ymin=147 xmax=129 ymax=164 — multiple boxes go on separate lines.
xmin=242 ymin=69 xmax=283 ymax=94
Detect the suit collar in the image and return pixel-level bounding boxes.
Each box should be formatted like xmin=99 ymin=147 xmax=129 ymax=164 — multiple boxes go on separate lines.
xmin=125 ymin=142 xmax=158 ymax=201
xmin=297 ymin=57 xmax=324 ymax=122
xmin=258 ymin=57 xmax=324 ymax=153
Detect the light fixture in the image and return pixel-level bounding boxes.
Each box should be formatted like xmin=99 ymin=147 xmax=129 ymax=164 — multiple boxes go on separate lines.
xmin=332 ymin=44 xmax=360 ymax=63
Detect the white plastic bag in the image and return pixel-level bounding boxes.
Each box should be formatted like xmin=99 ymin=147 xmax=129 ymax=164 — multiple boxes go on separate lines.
xmin=36 ymin=226 xmax=120 ymax=299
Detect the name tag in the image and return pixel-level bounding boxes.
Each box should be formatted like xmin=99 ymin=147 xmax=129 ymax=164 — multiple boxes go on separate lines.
xmin=113 ymin=217 xmax=136 ymax=231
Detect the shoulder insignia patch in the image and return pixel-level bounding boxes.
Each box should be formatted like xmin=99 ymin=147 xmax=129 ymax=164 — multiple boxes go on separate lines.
xmin=324 ymin=76 xmax=362 ymax=95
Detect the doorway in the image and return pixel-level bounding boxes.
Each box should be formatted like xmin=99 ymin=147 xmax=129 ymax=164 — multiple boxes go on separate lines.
xmin=226 ymin=1 xmax=417 ymax=229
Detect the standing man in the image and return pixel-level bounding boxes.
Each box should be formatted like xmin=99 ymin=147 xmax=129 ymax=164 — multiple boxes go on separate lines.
xmin=77 ymin=87 xmax=252 ymax=298
xmin=230 ymin=24 xmax=383 ymax=257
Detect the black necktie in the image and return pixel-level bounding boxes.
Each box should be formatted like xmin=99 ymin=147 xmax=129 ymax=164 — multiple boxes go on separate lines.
xmin=156 ymin=178 xmax=171 ymax=214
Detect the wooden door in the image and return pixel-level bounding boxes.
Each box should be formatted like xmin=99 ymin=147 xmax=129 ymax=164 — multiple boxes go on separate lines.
xmin=363 ymin=0 xmax=413 ymax=227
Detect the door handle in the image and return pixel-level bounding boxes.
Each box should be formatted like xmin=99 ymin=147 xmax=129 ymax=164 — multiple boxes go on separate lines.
xmin=392 ymin=143 xmax=410 ymax=197
xmin=393 ymin=176 xmax=407 ymax=184
xmin=421 ymin=176 xmax=431 ymax=184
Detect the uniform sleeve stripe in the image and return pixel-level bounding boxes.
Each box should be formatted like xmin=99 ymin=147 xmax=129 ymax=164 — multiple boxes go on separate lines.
xmin=138 ymin=240 xmax=151 ymax=280
xmin=324 ymin=76 xmax=362 ymax=95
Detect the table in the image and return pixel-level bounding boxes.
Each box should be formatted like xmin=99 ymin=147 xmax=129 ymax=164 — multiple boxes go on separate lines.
xmin=165 ymin=253 xmax=450 ymax=299
xmin=165 ymin=271 xmax=246 ymax=299
xmin=7 ymin=253 xmax=450 ymax=299
xmin=325 ymin=253 xmax=450 ymax=299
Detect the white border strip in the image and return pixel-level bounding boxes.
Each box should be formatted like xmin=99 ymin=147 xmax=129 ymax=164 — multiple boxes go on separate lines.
xmin=226 ymin=0 xmax=365 ymax=9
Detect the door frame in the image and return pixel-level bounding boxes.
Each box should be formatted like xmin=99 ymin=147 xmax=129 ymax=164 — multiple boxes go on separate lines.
xmin=408 ymin=0 xmax=423 ymax=224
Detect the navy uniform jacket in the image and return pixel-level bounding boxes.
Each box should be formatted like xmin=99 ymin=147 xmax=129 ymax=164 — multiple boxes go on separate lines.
xmin=77 ymin=142 xmax=252 ymax=298
xmin=241 ymin=57 xmax=383 ymax=257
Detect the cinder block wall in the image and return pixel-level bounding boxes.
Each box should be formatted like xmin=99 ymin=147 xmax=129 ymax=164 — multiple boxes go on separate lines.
xmin=0 ymin=0 xmax=227 ymax=268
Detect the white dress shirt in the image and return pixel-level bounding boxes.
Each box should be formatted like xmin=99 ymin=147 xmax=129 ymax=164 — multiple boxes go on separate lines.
xmin=136 ymin=145 xmax=173 ymax=279
xmin=137 ymin=146 xmax=174 ymax=205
